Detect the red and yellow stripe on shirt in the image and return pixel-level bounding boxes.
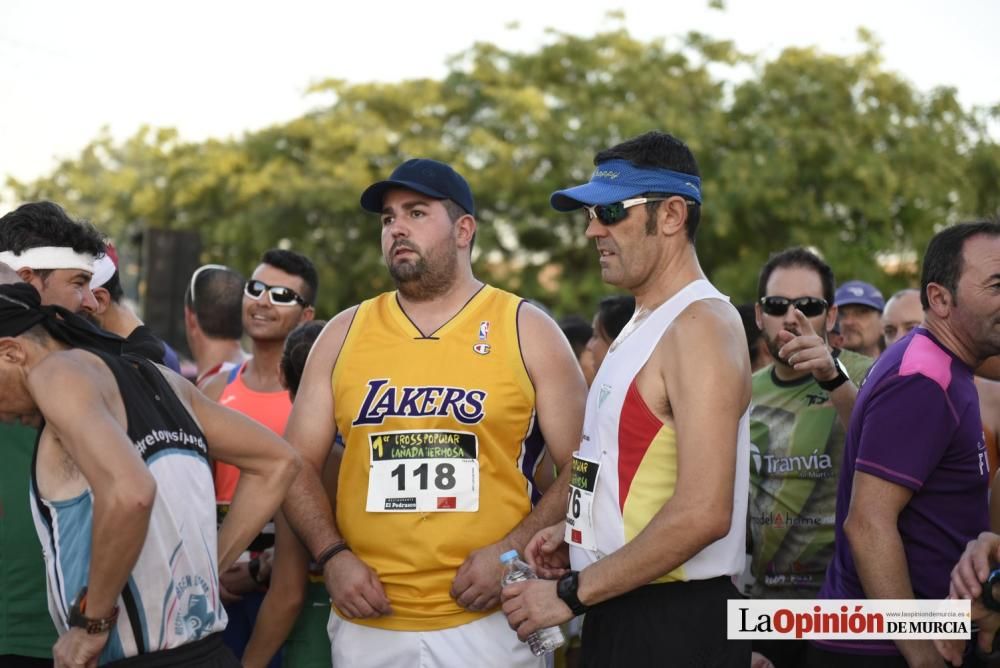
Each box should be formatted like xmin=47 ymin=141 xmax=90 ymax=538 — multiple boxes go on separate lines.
xmin=617 ymin=380 xmax=688 ymax=582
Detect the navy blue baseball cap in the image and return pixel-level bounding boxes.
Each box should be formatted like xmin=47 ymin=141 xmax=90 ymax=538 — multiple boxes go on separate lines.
xmin=360 ymin=159 xmax=475 ymax=216
xmin=835 ymin=280 xmax=885 ymax=312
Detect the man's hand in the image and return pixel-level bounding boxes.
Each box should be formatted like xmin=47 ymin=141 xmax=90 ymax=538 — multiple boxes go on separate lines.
xmin=324 ymin=551 xmax=391 ymax=619
xmin=220 ymin=560 xmax=257 ymax=599
xmin=451 ymin=541 xmax=507 ymax=611
xmin=500 ymin=579 xmax=573 ymax=642
xmin=54 ymin=628 xmax=108 ymax=668
xmin=898 ymin=639 xmax=951 ymax=668
xmin=941 ymin=533 xmax=1000 ymax=665
xmin=935 ymin=596 xmax=1000 ymax=666
xmin=950 ymin=531 xmax=1000 ymax=600
xmin=776 ymin=309 xmax=838 ymax=382
xmin=525 ymin=522 xmax=569 ymax=579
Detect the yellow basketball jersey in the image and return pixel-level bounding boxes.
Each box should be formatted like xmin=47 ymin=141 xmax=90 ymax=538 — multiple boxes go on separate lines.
xmin=333 ymin=285 xmax=542 ymax=631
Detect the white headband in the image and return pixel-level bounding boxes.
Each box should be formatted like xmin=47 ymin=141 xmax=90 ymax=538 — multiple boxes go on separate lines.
xmin=90 ymin=254 xmax=117 ymax=289
xmin=0 ymin=247 xmax=96 ymax=273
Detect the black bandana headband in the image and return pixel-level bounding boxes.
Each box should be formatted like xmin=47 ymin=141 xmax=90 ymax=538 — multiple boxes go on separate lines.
xmin=0 ymin=283 xmax=125 ymax=355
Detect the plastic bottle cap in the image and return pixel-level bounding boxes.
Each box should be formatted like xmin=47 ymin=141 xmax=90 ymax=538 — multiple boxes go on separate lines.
xmin=499 ymin=550 xmax=519 ymax=564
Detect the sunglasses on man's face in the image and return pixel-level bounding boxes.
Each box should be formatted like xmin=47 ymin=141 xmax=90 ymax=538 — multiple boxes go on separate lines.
xmin=244 ymin=280 xmax=308 ymax=307
xmin=582 ymin=197 xmax=668 ymax=226
xmin=759 ymin=296 xmax=829 ymax=318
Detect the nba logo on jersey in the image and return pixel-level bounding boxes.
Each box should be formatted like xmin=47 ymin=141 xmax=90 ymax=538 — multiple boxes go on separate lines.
xmin=478 ymin=321 xmax=490 ymax=341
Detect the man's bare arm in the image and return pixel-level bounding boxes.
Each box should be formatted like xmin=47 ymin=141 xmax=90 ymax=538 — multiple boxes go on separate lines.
xmin=845 ymin=471 xmax=941 ymax=667
xmin=242 ymin=512 xmax=309 ymax=668
xmin=185 ymin=380 xmax=300 ymax=571
xmin=279 ymin=308 xmax=355 ymax=557
xmin=450 ymin=303 xmax=588 ymax=610
xmin=576 ymin=300 xmax=750 ymax=605
xmin=29 ymin=354 xmax=157 ymax=619
xmin=280 ymin=307 xmax=391 ymax=618
xmin=246 ymin=446 xmax=343 ymax=664
xmin=506 ymin=303 xmax=587 ymax=546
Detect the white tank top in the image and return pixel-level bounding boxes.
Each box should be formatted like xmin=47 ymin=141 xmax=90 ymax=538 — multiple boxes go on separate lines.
xmin=568 ymin=279 xmax=749 ymax=582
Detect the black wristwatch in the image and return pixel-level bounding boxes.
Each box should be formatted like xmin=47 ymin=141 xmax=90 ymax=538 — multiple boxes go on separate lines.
xmin=817 ymin=357 xmax=850 ymax=392
xmin=556 ymin=571 xmax=590 ymax=616
xmin=983 ymin=568 xmax=1000 ymax=612
xmin=68 ymin=587 xmax=119 ymax=634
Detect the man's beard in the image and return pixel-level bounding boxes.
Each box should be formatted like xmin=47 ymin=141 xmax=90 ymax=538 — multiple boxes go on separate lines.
xmin=388 ymin=241 xmax=458 ymax=302
xmin=764 ymin=332 xmax=787 ymax=364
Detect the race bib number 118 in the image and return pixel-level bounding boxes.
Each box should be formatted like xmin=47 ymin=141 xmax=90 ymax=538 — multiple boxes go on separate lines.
xmin=366 ymin=430 xmax=479 ymax=512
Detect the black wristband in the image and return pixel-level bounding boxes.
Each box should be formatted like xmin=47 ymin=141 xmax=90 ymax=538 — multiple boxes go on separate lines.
xmin=556 ymin=571 xmax=590 ymax=616
xmin=818 ymin=357 xmax=850 ymax=392
xmin=316 ymin=541 xmax=351 ymax=568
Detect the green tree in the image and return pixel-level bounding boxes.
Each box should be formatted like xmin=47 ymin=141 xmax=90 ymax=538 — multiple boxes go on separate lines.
xmin=8 ymin=25 xmax=999 ymax=328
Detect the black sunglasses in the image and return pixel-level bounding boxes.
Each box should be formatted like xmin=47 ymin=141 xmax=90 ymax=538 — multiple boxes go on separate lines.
xmin=244 ymin=280 xmax=309 ymax=307
xmin=759 ymin=296 xmax=829 ymax=318
xmin=583 ymin=195 xmax=697 ymax=226
xmin=582 ymin=197 xmax=667 ymax=225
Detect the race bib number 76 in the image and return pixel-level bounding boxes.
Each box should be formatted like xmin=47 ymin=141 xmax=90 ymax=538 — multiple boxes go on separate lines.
xmin=565 ymin=453 xmax=600 ymax=550
xmin=366 ymin=430 xmax=479 ymax=512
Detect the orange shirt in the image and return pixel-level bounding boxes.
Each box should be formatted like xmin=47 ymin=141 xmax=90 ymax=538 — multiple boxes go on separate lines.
xmin=213 ymin=362 xmax=292 ymax=503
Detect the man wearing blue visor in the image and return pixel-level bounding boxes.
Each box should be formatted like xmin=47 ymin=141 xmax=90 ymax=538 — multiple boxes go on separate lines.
xmin=501 ymin=132 xmax=752 ymax=666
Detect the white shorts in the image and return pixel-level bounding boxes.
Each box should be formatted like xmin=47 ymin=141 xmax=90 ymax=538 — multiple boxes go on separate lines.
xmin=327 ymin=610 xmax=545 ymax=668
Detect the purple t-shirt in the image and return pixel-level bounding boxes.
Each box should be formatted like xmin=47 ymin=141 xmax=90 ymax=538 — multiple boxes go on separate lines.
xmin=817 ymin=327 xmax=989 ymax=655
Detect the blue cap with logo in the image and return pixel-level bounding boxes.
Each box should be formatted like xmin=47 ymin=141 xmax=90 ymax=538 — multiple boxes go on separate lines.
xmin=360 ymin=158 xmax=475 ymax=216
xmin=550 ymin=159 xmax=702 ymax=211
xmin=835 ymin=280 xmax=885 ymax=312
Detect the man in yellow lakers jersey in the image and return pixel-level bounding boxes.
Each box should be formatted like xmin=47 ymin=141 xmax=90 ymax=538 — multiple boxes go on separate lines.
xmin=501 ymin=132 xmax=753 ymax=666
xmin=277 ymin=158 xmax=588 ymax=666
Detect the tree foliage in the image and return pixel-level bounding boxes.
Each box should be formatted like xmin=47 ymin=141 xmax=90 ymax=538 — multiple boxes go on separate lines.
xmin=8 ymin=26 xmax=999 ymax=319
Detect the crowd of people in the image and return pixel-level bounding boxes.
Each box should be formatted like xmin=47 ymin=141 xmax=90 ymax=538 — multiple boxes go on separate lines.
xmin=1 ymin=130 xmax=1000 ymax=668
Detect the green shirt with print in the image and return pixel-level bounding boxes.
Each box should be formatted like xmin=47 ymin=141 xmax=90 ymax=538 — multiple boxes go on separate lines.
xmin=747 ymin=349 xmax=873 ymax=598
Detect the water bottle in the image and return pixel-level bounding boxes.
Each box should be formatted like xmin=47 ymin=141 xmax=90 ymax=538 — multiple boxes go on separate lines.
xmin=500 ymin=549 xmax=566 ymax=656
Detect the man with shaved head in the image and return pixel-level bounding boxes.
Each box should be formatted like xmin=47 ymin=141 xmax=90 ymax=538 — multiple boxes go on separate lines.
xmin=881 ymin=288 xmax=923 ymax=349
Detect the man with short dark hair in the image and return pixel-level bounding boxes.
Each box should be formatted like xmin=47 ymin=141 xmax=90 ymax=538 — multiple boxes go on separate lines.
xmin=0 ymin=201 xmax=107 ymax=667
xmin=0 ymin=201 xmax=104 ymax=314
xmin=202 ymin=248 xmax=316 ymax=664
xmin=184 ymin=264 xmax=247 ymax=387
xmin=502 ymin=131 xmax=751 ymax=665
xmin=834 ymin=280 xmax=885 ymax=358
xmin=278 ymin=158 xmax=587 ymax=667
xmin=748 ymin=247 xmax=872 ymax=667
xmin=814 ymin=221 xmax=1000 ymax=666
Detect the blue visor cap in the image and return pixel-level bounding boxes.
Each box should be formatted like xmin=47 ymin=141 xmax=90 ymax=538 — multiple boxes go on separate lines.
xmin=550 ymin=159 xmax=702 ymax=212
